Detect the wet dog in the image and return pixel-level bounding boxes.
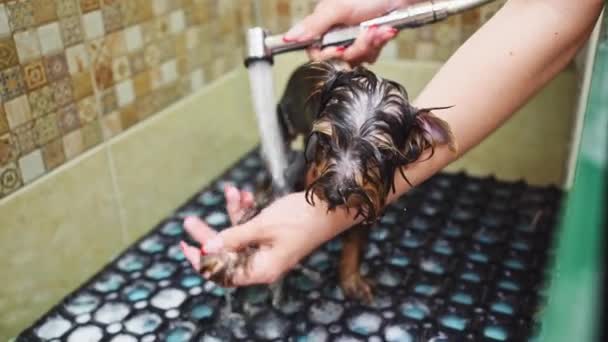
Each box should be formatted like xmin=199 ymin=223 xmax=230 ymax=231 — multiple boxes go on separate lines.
xmin=198 ymin=59 xmax=455 ymax=302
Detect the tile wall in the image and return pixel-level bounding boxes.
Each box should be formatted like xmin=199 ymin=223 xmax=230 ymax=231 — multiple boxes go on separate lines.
xmin=0 ymin=0 xmax=505 ymax=200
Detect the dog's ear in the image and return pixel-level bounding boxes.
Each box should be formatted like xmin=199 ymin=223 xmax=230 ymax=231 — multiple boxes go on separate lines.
xmin=304 ymin=132 xmax=319 ymax=164
xmin=402 ymin=107 xmax=456 ymax=163
xmin=307 ymin=59 xmax=350 ymax=109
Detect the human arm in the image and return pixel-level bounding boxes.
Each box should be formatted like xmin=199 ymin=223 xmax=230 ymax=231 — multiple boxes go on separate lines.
xmin=182 ymin=0 xmax=604 ymax=285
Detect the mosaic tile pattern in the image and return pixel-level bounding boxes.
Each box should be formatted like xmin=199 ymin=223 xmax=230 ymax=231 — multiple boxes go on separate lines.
xmin=17 ymin=149 xmax=561 ymax=341
xmin=0 ymin=0 xmax=247 ymax=198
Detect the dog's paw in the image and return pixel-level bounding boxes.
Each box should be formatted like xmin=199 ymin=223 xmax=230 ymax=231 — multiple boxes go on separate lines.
xmin=340 ymin=273 xmax=374 ymax=304
xmin=198 ymin=247 xmax=257 ymax=287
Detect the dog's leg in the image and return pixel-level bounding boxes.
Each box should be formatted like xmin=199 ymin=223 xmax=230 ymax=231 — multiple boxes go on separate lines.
xmin=339 ymin=226 xmax=373 ymax=303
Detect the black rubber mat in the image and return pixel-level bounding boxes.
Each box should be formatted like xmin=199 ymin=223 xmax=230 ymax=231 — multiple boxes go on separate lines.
xmin=17 ymin=148 xmax=561 ymax=341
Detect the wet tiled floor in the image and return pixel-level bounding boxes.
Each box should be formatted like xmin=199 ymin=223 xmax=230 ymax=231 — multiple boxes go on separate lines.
xmin=17 ymin=149 xmax=561 ymax=341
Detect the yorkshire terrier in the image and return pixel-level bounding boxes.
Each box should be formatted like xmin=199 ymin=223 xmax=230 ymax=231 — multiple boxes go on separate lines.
xmin=198 ymin=59 xmax=455 ymax=303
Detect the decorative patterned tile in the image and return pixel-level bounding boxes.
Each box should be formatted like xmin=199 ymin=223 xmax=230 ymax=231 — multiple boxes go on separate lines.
xmin=101 ymin=0 xmax=122 ymax=33
xmin=18 ymin=148 xmax=45 ymax=183
xmin=111 ymin=55 xmax=130 ymax=82
xmin=59 ymin=15 xmax=84 ymax=47
xmin=0 ymin=4 xmax=10 ymax=36
xmin=124 ymin=24 xmax=143 ymax=53
xmin=32 ymin=0 xmax=57 ymax=25
xmin=0 ymin=36 xmax=19 ymax=69
xmin=144 ymin=42 xmax=161 ymax=67
xmin=0 ymin=132 xmax=18 ymax=165
xmin=119 ymin=102 xmax=137 ymax=128
xmin=41 ymin=137 xmax=65 ymax=169
xmin=77 ymin=95 xmax=97 ymax=123
xmin=13 ymin=29 xmax=40 ymax=63
xmin=105 ymin=30 xmax=126 ymax=57
xmin=37 ymin=22 xmax=64 ymax=55
xmin=100 ymin=87 xmax=116 ymax=114
xmin=114 ymin=78 xmax=133 ymax=107
xmin=33 ymin=111 xmax=59 ymax=145
xmin=65 ymin=43 xmax=90 ymax=75
xmin=100 ymin=109 xmax=121 ymax=138
xmin=93 ymin=56 xmax=113 ymax=89
xmin=23 ymin=59 xmax=47 ymax=90
xmin=56 ymin=0 xmax=79 ymax=18
xmin=28 ymin=85 xmax=55 ymax=118
xmin=51 ymin=77 xmax=73 ymax=107
xmin=0 ymin=65 xmax=26 ymax=102
xmin=79 ymin=0 xmax=100 ymax=13
xmin=152 ymin=0 xmax=168 ymax=16
xmin=6 ymin=0 xmax=35 ymax=31
xmin=0 ymin=162 xmax=22 ymax=196
xmin=128 ymin=50 xmax=145 ymax=74
xmin=0 ymin=105 xmax=8 ymax=135
xmin=12 ymin=120 xmax=36 ymax=154
xmin=82 ymin=10 xmax=104 ymax=40
xmin=61 ymin=127 xmax=83 ymax=159
xmin=132 ymin=70 xmax=149 ymax=97
xmin=71 ymin=70 xmax=93 ymax=100
xmin=44 ymin=52 xmax=69 ymax=82
xmin=81 ymin=118 xmax=101 ymax=148
xmin=57 ymin=102 xmax=80 ymax=133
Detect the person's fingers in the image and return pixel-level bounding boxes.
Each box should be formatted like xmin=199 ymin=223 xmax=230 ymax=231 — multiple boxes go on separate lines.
xmin=344 ymin=25 xmax=397 ymax=64
xmin=183 ymin=216 xmax=217 ymax=244
xmin=241 ymin=191 xmax=255 ymax=209
xmin=229 ymin=251 xmax=285 ymax=286
xmin=284 ymin=3 xmax=348 ymax=42
xmin=224 ymin=184 xmax=242 ymax=225
xmin=180 ymin=241 xmax=201 ymax=270
xmin=308 ymin=45 xmax=346 ymax=61
xmin=202 ymin=222 xmax=269 ymax=254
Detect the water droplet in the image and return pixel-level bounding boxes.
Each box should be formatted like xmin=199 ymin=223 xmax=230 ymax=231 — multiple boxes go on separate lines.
xmin=399 ymin=301 xmax=429 ymax=320
xmin=377 ymin=268 xmax=401 ymax=287
xmin=107 ymin=323 xmax=122 ymax=334
xmin=35 ymin=315 xmax=71 ymax=339
xmin=205 ymin=211 xmax=228 ymax=226
xmin=145 ymin=262 xmax=177 ymax=280
xmin=164 ymin=322 xmax=196 ymax=342
xmin=432 ymin=240 xmax=453 ymax=255
xmin=67 ymin=325 xmax=102 ymax=342
xmin=414 ymin=283 xmax=438 ymax=296
xmin=94 ymin=302 xmax=130 ymax=324
xmin=75 ymin=314 xmax=91 ymax=324
xmin=252 ymin=310 xmax=291 ymax=340
xmin=347 ymin=311 xmax=382 ymax=335
xmin=65 ymin=293 xmax=100 ymax=315
xmin=161 ymin=221 xmax=183 ymax=236
xmin=125 ymin=312 xmax=162 ymax=335
xmin=151 ymin=288 xmax=186 ymax=309
xmin=309 ymin=301 xmax=344 ymax=325
xmin=491 ymin=301 xmax=514 ymax=315
xmin=439 ymin=314 xmax=467 ymax=331
xmin=180 ymin=275 xmax=203 ymax=288
xmin=498 ymin=279 xmax=520 ymax=291
xmin=94 ymin=273 xmax=126 ymax=293
xmin=110 ymin=334 xmax=137 ymax=342
xmin=450 ymin=292 xmax=473 ymax=305
xmin=167 ymin=245 xmax=185 ymax=261
xmin=461 ymin=271 xmax=481 ymax=283
xmin=370 ymin=228 xmax=389 ymax=241
xmin=468 ymin=251 xmax=489 ymax=263
xmin=420 ymin=259 xmax=445 ymax=275
xmin=122 ymin=281 xmax=155 ymax=302
xmin=384 ymin=324 xmax=413 ymax=342
xmin=387 ymin=255 xmax=409 ymax=267
xmin=117 ymin=253 xmax=150 ymax=272
xmin=189 ymin=303 xmax=215 ymax=321
xmin=139 ymin=236 xmax=166 ymax=254
xmin=484 ymin=325 xmax=508 ymax=340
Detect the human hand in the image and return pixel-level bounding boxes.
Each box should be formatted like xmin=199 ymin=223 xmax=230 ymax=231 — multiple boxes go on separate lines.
xmin=180 ymin=185 xmax=354 ymax=286
xmin=284 ymin=0 xmax=414 ymax=64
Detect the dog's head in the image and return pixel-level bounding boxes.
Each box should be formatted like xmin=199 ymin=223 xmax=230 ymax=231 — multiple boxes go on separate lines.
xmin=303 ymin=61 xmax=455 ymax=223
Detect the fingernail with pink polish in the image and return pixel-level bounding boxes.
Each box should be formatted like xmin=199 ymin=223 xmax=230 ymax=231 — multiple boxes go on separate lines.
xmin=368 ymin=24 xmax=379 ymax=30
xmin=336 ymin=46 xmax=346 ymax=53
xmin=203 ymin=237 xmax=223 ymax=254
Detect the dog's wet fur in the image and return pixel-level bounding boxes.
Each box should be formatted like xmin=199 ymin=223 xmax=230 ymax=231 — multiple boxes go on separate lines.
xmin=199 ymin=60 xmax=455 ymax=302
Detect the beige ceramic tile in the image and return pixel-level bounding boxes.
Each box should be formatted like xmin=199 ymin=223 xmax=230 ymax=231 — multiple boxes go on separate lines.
xmin=37 ymin=22 xmax=64 ymax=56
xmin=0 ymin=150 xmax=123 ymax=339
xmin=115 ymin=78 xmax=134 ymax=107
xmin=0 ymin=4 xmax=10 ymax=36
xmin=65 ymin=44 xmax=90 ymax=75
xmin=18 ymin=148 xmax=45 ymax=183
xmin=124 ymin=24 xmax=143 ymax=52
xmin=13 ymin=29 xmax=41 ymax=63
xmin=4 ymin=95 xmax=32 ymax=129
xmin=109 ymin=72 xmax=258 ymax=239
xmin=82 ymin=10 xmax=105 ymax=40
